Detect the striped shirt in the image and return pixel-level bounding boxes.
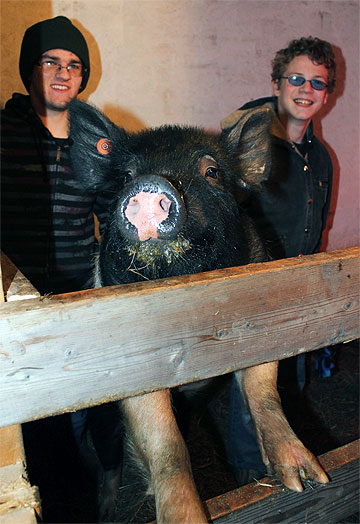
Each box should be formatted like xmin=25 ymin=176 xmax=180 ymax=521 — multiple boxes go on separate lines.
xmin=1 ymin=93 xmax=114 ymax=295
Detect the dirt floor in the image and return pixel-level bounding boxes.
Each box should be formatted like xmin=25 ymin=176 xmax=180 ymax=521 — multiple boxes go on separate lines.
xmin=23 ymin=339 xmax=359 ymax=523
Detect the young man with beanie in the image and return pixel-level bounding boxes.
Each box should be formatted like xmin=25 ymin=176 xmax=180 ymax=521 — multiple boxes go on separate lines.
xmin=1 ymin=16 xmax=121 ymax=521
xmin=220 ymin=37 xmax=336 ymax=490
xmin=1 ymin=16 xmax=96 ymax=292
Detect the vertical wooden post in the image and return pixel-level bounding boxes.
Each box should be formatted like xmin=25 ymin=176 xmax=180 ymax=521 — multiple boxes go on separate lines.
xmin=0 ymin=254 xmax=41 ymax=522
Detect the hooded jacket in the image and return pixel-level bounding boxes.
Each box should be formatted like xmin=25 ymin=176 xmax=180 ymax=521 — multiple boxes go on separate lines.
xmin=1 ymin=93 xmax=114 ymax=295
xmin=221 ymin=96 xmax=333 ymax=259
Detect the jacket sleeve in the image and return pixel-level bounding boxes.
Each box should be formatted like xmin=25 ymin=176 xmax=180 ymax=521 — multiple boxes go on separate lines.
xmin=314 ymin=151 xmax=334 ymax=253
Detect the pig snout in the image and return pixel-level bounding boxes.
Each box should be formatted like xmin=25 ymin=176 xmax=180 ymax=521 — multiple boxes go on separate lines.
xmin=125 ymin=192 xmax=171 ymax=241
xmin=117 ymin=175 xmax=186 ymax=242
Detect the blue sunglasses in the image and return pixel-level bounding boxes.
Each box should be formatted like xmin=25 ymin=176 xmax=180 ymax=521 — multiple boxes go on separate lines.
xmin=281 ymin=74 xmax=328 ymax=91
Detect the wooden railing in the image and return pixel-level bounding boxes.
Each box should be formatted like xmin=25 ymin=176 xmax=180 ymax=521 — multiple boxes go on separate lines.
xmin=0 ymin=247 xmax=359 ymax=522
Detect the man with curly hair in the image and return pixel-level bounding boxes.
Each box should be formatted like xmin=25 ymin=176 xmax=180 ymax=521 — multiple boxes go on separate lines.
xmin=221 ymin=36 xmax=336 ymax=489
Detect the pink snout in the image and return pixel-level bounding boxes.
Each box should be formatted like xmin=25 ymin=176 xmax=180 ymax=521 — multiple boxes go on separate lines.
xmin=125 ymin=192 xmax=172 ymax=241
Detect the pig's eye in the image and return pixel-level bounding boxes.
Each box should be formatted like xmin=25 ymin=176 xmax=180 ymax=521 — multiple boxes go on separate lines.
xmin=199 ymin=155 xmax=220 ymax=182
xmin=123 ymin=170 xmax=134 ymax=184
xmin=205 ymin=166 xmax=218 ymax=179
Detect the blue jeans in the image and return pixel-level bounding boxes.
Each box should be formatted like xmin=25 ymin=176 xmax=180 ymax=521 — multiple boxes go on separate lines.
xmin=227 ymin=375 xmax=266 ymax=473
xmin=71 ymin=403 xmax=123 ymax=471
xmin=226 ymin=353 xmax=307 ymax=474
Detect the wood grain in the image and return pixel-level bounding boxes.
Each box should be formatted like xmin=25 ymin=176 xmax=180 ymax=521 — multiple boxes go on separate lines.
xmin=0 ymin=248 xmax=358 ymax=427
xmin=205 ymin=440 xmax=360 ymax=523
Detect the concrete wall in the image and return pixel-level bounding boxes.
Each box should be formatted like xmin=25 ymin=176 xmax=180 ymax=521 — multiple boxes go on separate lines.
xmin=1 ymin=0 xmax=359 ymax=251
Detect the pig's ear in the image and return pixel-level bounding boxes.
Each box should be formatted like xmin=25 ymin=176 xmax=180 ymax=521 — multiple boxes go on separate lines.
xmin=69 ymin=99 xmax=129 ymax=192
xmin=220 ymin=106 xmax=275 ymax=189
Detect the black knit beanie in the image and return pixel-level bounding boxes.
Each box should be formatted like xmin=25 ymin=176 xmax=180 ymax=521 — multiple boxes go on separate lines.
xmin=19 ymin=16 xmax=90 ymax=93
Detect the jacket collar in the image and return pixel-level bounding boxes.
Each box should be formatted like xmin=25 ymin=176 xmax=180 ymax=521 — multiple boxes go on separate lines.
xmin=4 ymin=93 xmax=56 ymax=140
xmin=221 ymin=96 xmax=314 ymax=143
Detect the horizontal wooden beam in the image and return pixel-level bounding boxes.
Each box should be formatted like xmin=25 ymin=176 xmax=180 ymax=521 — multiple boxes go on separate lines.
xmin=206 ymin=439 xmax=360 ymax=523
xmin=0 ymin=248 xmax=359 ymax=427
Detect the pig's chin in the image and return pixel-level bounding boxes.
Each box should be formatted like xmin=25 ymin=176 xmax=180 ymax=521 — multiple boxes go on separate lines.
xmin=125 ymin=236 xmax=191 ymax=268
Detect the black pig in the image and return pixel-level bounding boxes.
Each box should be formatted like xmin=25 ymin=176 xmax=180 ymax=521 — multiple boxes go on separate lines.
xmin=70 ymin=101 xmax=272 ymax=286
xmin=69 ymin=100 xmax=328 ymax=523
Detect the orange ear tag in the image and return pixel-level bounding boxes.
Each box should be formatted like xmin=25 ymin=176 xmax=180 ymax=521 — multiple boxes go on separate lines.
xmin=97 ymin=138 xmax=112 ymax=155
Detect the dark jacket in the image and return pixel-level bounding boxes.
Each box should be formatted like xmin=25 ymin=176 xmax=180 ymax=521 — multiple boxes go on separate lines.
xmin=1 ymin=93 xmax=114 ymax=294
xmin=221 ymin=96 xmax=333 ymax=259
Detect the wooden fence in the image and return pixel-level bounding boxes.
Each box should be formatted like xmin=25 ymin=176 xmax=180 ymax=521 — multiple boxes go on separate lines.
xmin=0 ymin=247 xmax=359 ymax=522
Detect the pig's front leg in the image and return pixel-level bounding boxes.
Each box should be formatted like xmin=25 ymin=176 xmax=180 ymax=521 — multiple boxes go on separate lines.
xmin=235 ymin=361 xmax=329 ymax=492
xmin=122 ymin=389 xmax=208 ymax=523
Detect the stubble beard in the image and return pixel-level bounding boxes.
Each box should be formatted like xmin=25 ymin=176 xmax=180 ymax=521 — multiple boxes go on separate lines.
xmin=45 ymin=98 xmax=71 ymax=112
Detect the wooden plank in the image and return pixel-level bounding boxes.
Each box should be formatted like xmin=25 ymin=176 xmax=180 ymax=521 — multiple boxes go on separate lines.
xmin=0 ymin=426 xmax=25 ymax=468
xmin=0 ymin=462 xmax=40 ymax=522
xmin=205 ymin=440 xmax=360 ymax=523
xmin=0 ymin=426 xmax=40 ymax=524
xmin=0 ymin=248 xmax=359 ymax=427
xmin=0 ymin=256 xmax=4 ymax=303
xmin=0 ymin=255 xmax=41 ymax=523
xmin=0 ymin=507 xmax=38 ymax=524
xmin=0 ymin=253 xmax=39 ymax=302
xmin=0 ymin=424 xmax=40 ymax=523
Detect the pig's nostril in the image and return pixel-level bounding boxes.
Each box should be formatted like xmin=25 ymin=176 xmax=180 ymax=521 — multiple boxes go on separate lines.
xmin=126 ymin=198 xmax=140 ymax=217
xmin=160 ymin=196 xmax=171 ymax=213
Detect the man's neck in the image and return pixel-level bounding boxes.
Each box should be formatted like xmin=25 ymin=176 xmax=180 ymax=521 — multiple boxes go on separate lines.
xmin=287 ymin=121 xmax=309 ymax=144
xmin=277 ymin=112 xmax=310 ymax=144
xmin=37 ymin=109 xmax=69 ymax=138
xmin=30 ymin=96 xmax=70 ymax=138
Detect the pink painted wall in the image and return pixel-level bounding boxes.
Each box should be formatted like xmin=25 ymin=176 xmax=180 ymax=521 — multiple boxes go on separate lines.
xmin=1 ymin=0 xmax=359 ymax=251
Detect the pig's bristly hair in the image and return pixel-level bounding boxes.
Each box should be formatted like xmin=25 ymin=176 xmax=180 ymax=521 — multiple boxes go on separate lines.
xmin=69 ymin=100 xmax=273 ymax=197
xmin=220 ymin=106 xmax=274 ymax=190
xmin=69 ymin=99 xmax=131 ymax=192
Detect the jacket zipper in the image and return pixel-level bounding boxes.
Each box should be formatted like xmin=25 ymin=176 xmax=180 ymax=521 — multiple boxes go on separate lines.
xmin=45 ymin=144 xmax=62 ymax=286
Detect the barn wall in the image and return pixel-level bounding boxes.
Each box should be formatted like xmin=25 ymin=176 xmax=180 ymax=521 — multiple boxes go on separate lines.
xmin=1 ymin=0 xmax=359 ymax=252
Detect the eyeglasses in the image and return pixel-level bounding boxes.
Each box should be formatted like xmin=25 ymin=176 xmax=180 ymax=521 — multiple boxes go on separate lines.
xmin=281 ymin=75 xmax=328 ymax=91
xmin=36 ymin=60 xmax=85 ymax=78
